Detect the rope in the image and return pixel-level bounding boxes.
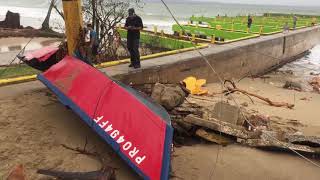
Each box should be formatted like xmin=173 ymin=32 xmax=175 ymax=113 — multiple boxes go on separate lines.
xmin=159 ymin=0 xmax=320 ymax=173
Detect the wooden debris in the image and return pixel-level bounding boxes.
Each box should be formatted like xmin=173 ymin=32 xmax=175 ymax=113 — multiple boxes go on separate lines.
xmin=37 ymin=168 xmax=116 ymax=180
xmin=224 ymin=80 xmax=294 ymax=109
xmin=184 ymin=115 xmax=260 ymax=139
xmin=285 ymin=134 xmax=320 ymax=147
xmin=239 ymin=138 xmax=320 ymax=154
xmin=196 ymin=128 xmax=233 ymax=145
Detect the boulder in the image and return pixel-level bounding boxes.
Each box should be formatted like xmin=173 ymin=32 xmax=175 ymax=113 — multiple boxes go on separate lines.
xmin=151 ymin=83 xmax=186 ymax=110
xmin=283 ymin=80 xmax=303 ymax=91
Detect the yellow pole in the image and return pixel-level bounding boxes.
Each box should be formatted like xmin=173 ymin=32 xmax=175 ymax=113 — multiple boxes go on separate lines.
xmin=192 ymin=34 xmax=196 ymax=41
xmin=62 ymin=0 xmax=83 ymax=55
xmin=259 ymin=26 xmax=263 ymax=34
xmin=211 ymin=35 xmax=215 ymax=44
xmin=154 ymin=25 xmax=158 ymax=34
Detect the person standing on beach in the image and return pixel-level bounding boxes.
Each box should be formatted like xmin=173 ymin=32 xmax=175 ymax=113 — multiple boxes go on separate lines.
xmin=124 ymin=8 xmax=143 ymax=69
xmin=293 ymin=15 xmax=298 ymax=29
xmin=248 ymin=15 xmax=253 ymax=31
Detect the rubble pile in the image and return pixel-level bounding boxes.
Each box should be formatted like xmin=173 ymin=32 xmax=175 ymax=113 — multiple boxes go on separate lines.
xmin=151 ymin=83 xmax=320 ymax=155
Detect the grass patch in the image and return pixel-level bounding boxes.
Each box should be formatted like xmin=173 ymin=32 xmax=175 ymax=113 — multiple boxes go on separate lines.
xmin=0 ymin=64 xmax=40 ymax=79
xmin=118 ymin=28 xmax=194 ymax=50
xmin=172 ymin=24 xmax=256 ymax=41
xmin=190 ymin=15 xmax=317 ymax=33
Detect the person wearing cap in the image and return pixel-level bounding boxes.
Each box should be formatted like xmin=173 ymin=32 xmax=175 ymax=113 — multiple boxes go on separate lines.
xmin=124 ymin=8 xmax=143 ymax=69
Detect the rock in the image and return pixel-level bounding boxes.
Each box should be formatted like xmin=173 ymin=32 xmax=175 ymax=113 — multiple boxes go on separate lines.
xmin=151 ymin=83 xmax=186 ymax=110
xmin=241 ymin=102 xmax=249 ymax=107
xmin=310 ymin=72 xmax=320 ymax=76
xmin=151 ymin=83 xmax=165 ymax=103
xmin=309 ymin=76 xmax=320 ymax=93
xmin=212 ymin=101 xmax=240 ymax=125
xmin=284 ymin=70 xmax=294 ymax=75
xmin=283 ymin=80 xmax=303 ymax=91
xmin=0 ymin=11 xmax=21 ymax=29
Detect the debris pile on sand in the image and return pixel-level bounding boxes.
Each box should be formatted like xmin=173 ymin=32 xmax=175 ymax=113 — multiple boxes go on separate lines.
xmin=150 ymin=81 xmax=320 ymax=155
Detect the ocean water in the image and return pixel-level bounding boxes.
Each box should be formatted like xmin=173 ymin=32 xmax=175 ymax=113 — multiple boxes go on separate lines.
xmin=1 ymin=1 xmax=320 ymax=32
xmin=280 ymin=45 xmax=320 ymax=80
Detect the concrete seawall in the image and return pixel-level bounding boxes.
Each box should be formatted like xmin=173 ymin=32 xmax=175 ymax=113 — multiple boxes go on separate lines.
xmin=104 ymin=26 xmax=320 ymax=85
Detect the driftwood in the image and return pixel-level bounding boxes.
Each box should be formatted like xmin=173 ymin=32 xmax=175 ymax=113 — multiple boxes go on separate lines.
xmin=196 ymin=128 xmax=233 ymax=145
xmin=184 ymin=115 xmax=260 ymax=139
xmin=224 ymin=80 xmax=294 ymax=109
xmin=37 ymin=168 xmax=116 ymax=180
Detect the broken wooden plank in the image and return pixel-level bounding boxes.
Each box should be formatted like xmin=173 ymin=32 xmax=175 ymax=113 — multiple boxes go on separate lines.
xmin=196 ymin=128 xmax=234 ymax=145
xmin=239 ymin=138 xmax=320 ymax=154
xmin=285 ymin=134 xmax=320 ymax=147
xmin=184 ymin=115 xmax=260 ymax=139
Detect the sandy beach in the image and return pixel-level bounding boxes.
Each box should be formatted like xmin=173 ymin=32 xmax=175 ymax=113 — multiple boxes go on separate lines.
xmin=1 ymin=68 xmax=320 ymax=179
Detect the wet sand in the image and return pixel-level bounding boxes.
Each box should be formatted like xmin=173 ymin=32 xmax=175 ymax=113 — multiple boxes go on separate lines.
xmin=1 ymin=77 xmax=320 ymax=179
xmin=0 ymin=37 xmax=61 ymax=66
xmin=205 ymin=77 xmax=320 ymax=136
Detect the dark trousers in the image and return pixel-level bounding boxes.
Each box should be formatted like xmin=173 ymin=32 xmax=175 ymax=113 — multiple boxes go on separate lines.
xmin=127 ymin=38 xmax=140 ymax=67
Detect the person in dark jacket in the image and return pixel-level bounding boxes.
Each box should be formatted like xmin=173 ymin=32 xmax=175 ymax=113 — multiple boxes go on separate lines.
xmin=248 ymin=15 xmax=253 ymax=31
xmin=124 ymin=8 xmax=143 ymax=69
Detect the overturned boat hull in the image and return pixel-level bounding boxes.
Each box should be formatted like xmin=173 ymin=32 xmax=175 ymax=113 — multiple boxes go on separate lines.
xmin=37 ymin=56 xmax=173 ymax=180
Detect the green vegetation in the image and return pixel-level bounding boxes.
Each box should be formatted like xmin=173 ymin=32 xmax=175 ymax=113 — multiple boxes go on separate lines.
xmin=172 ymin=24 xmax=258 ymax=42
xmin=118 ymin=28 xmax=195 ymax=50
xmin=0 ymin=64 xmax=39 ymax=79
xmin=190 ymin=14 xmax=318 ymax=34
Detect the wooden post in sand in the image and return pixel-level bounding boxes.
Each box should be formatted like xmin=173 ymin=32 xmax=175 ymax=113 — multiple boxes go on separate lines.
xmin=62 ymin=0 xmax=83 ymax=55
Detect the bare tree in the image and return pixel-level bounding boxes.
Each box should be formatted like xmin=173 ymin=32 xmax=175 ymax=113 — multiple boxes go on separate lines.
xmin=83 ymin=0 xmax=143 ymax=61
xmin=42 ymin=0 xmax=57 ymax=31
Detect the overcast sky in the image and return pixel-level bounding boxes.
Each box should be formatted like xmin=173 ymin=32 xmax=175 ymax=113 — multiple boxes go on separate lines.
xmin=188 ymin=0 xmax=320 ymax=6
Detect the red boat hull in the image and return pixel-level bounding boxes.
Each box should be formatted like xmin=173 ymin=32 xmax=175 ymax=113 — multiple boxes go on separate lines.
xmin=37 ymin=56 xmax=173 ymax=180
